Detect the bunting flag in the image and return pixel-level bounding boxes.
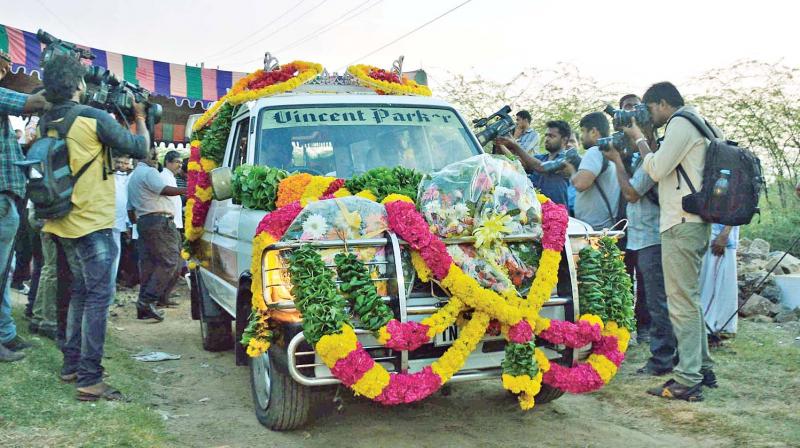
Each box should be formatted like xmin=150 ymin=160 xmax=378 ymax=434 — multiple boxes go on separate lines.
xmin=0 ymin=23 xmax=247 ymax=109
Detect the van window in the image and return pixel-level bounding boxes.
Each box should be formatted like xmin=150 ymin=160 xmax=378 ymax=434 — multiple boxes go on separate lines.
xmin=255 ymin=105 xmax=480 ymax=177
xmin=229 ymin=118 xmax=250 ymax=169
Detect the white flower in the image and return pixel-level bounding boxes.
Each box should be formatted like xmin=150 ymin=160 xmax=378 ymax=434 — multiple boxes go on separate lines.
xmin=423 ymin=202 xmax=443 ymax=216
xmin=302 ymin=214 xmax=329 ymax=240
xmin=454 ymin=203 xmax=469 ymax=218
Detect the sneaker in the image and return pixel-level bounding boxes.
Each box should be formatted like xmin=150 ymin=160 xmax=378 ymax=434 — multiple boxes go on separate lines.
xmin=4 ymin=335 xmax=32 ymax=352
xmin=701 ymin=368 xmax=718 ymax=388
xmin=0 ymin=343 xmax=25 ymax=362
xmin=646 ymin=379 xmax=704 ymax=402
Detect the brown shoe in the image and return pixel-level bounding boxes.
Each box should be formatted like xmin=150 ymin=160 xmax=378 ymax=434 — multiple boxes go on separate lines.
xmin=76 ymin=382 xmax=126 ymax=402
xmin=646 ymin=379 xmax=704 ymax=402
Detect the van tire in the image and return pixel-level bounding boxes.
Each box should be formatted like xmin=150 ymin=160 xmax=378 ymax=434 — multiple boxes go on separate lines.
xmin=534 ymin=383 xmax=565 ymax=404
xmin=250 ymin=347 xmax=311 ymax=431
xmin=189 ymin=270 xmax=201 ymax=320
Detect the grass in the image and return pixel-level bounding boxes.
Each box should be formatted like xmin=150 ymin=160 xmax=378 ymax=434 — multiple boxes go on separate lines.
xmin=0 ymin=307 xmax=172 ymax=448
xmin=595 ymin=319 xmax=800 ymax=447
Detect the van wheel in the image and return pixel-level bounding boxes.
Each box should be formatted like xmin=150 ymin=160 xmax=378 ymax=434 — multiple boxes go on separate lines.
xmin=250 ymin=347 xmax=311 ymax=431
xmin=199 ymin=291 xmax=233 ymax=352
xmin=534 ymin=383 xmax=565 ymax=404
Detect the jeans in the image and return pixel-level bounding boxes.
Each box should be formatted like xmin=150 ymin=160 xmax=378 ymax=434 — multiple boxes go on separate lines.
xmin=0 ymin=192 xmax=20 ymax=344
xmin=58 ymin=229 xmax=118 ymax=388
xmin=11 ymin=197 xmax=32 ymax=287
xmin=137 ymin=215 xmax=180 ymax=306
xmin=26 ymin=229 xmax=44 ymax=316
xmin=110 ymin=229 xmax=121 ymax=306
xmin=636 ymin=244 xmax=677 ymax=371
xmin=662 ymin=222 xmax=714 ymax=387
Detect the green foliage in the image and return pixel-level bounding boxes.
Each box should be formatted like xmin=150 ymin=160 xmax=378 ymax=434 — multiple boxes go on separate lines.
xmin=200 ymin=102 xmax=234 ymax=165
xmin=345 ymin=166 xmax=424 ymax=202
xmin=335 ymin=252 xmax=394 ymax=331
xmin=287 ymin=245 xmax=349 ymax=345
xmin=577 ymin=245 xmax=606 ymax=317
xmin=501 ymin=341 xmax=538 ymax=377
xmin=577 ymin=237 xmax=635 ymax=331
xmin=741 ymin=188 xmax=800 ymax=257
xmin=232 ymin=164 xmax=288 ymax=211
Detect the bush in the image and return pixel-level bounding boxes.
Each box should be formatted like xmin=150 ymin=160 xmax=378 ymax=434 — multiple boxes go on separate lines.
xmin=741 ymin=187 xmax=800 ymax=257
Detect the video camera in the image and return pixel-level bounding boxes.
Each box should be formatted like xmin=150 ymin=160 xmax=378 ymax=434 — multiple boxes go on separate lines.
xmin=473 ymin=105 xmax=515 ymax=147
xmin=37 ymin=30 xmax=162 ymax=136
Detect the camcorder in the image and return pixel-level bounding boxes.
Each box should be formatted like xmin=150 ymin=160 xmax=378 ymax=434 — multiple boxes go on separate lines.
xmin=473 ymin=105 xmax=515 ymax=147
xmin=37 ymin=29 xmax=162 ymax=136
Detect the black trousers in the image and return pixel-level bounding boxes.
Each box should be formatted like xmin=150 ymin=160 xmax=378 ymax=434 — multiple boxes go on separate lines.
xmin=136 ymin=215 xmax=181 ymax=306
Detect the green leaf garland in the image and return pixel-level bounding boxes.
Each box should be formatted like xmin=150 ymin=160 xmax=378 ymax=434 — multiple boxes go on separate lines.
xmin=344 ymin=166 xmax=423 ymax=202
xmin=232 ymin=164 xmax=288 ymax=211
xmin=334 ymin=252 xmax=394 ymax=332
xmin=200 ymin=102 xmax=234 ymax=165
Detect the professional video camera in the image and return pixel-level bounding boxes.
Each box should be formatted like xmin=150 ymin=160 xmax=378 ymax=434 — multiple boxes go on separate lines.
xmin=473 ymin=105 xmax=515 ymax=147
xmin=603 ymin=103 xmax=651 ymax=130
xmin=37 ymin=29 xmax=162 ymax=135
xmin=539 ymin=148 xmax=583 ymax=174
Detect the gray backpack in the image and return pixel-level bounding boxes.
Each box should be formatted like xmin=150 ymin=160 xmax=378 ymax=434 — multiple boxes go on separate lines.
xmin=17 ymin=105 xmax=104 ymax=219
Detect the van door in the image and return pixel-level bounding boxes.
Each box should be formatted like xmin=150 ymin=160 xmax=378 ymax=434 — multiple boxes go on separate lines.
xmin=204 ymin=115 xmax=251 ymax=314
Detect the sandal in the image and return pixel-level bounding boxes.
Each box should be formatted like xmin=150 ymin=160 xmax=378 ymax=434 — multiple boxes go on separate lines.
xmin=76 ymin=383 xmax=127 ymax=402
xmin=646 ymin=379 xmax=704 ymax=402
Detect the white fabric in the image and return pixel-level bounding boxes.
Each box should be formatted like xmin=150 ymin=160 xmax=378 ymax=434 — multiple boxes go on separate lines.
xmin=700 ymin=247 xmax=738 ymax=334
xmin=159 ymin=168 xmax=183 ymax=229
xmin=113 ymin=172 xmax=130 ymax=232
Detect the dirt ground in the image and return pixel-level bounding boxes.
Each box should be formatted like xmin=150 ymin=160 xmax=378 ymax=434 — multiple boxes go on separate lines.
xmin=100 ymin=282 xmax=740 ymax=448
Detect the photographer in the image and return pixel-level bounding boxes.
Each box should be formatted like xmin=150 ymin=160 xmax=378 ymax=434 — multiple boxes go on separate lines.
xmin=512 ymin=110 xmax=539 ymax=155
xmin=495 ymin=120 xmax=571 ymax=207
xmin=603 ymin=96 xmax=677 ymax=377
xmin=39 ymin=54 xmax=148 ymax=400
xmin=1 ymin=50 xmax=49 ymax=362
xmin=622 ymin=81 xmax=719 ymax=402
xmin=563 ymin=112 xmax=620 ymax=230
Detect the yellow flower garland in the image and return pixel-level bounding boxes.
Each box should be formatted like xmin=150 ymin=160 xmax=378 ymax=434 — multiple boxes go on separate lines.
xmin=347 ymin=64 xmax=432 ymax=97
xmin=192 ymin=61 xmax=323 ymax=132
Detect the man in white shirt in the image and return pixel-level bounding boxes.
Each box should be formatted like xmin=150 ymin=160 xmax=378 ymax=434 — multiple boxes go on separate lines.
xmin=111 ymin=157 xmax=132 ymax=305
xmin=159 ymin=151 xmax=184 ymax=232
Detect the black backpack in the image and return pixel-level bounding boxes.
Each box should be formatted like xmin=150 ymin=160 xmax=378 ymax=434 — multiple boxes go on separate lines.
xmin=16 ymin=105 xmax=104 ymax=219
xmin=670 ymin=111 xmax=763 ymax=226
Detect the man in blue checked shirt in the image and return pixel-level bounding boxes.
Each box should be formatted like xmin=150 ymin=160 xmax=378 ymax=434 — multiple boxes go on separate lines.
xmin=0 ymin=50 xmax=49 ymax=362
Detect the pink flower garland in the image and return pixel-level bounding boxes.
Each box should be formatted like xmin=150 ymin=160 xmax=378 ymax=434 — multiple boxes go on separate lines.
xmin=255 ymin=201 xmax=303 ymax=239
xmin=331 ymin=343 xmax=376 ymax=386
xmin=385 ymin=200 xmax=451 ymax=280
xmin=382 ymin=320 xmax=430 ymax=351
xmin=543 ymin=362 xmax=605 ymax=393
xmin=374 ymin=366 xmax=442 ymax=405
xmin=541 ymin=200 xmax=569 ymax=252
xmin=538 ymin=319 xmax=602 ymax=348
xmin=507 ymin=320 xmax=534 ymax=344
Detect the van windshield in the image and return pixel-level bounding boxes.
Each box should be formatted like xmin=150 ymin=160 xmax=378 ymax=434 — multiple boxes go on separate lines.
xmin=255 ymin=105 xmax=480 ymax=177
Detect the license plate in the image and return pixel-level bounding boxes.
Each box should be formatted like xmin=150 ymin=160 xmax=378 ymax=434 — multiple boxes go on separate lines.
xmin=434 ymin=325 xmax=459 ymax=346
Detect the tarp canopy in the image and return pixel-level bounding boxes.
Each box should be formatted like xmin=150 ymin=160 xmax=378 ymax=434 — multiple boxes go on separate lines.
xmin=0 ymin=23 xmax=248 ymax=144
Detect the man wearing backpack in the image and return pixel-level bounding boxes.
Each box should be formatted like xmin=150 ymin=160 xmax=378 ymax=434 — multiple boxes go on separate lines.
xmin=0 ymin=51 xmax=49 ymax=362
xmin=621 ymin=82 xmax=719 ymax=402
xmin=38 ymin=54 xmax=148 ymax=400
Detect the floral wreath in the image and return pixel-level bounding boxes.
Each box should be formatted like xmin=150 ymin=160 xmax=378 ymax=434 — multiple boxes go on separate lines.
xmin=347 ymin=64 xmax=432 ymax=96
xmin=242 ymin=174 xmax=632 ymax=411
xmin=192 ymin=60 xmax=323 ymax=132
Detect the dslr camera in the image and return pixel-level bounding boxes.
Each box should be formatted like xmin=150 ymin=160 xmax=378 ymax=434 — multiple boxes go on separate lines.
xmin=37 ymin=30 xmax=162 ymax=135
xmin=539 ymin=148 xmax=582 ymax=174
xmin=473 ymin=105 xmax=515 ymax=147
xmin=596 ymin=131 xmax=627 ymax=153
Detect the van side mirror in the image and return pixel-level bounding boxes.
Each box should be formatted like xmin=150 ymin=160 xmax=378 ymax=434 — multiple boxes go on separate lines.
xmin=210 ymin=166 xmax=233 ymax=201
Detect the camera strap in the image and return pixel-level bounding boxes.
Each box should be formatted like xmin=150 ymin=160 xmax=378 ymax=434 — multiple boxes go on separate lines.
xmin=669 ymin=111 xmax=719 ymax=195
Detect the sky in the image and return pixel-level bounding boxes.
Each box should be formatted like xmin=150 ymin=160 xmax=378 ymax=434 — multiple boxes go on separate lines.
xmin=3 ymin=0 xmax=799 ymax=99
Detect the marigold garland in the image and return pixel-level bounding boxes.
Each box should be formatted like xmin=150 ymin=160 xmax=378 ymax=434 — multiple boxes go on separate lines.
xmin=193 ymin=61 xmax=323 ymax=132
xmin=347 ymin=64 xmax=432 ymax=96
xmin=239 ymin=173 xmax=631 ymax=409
